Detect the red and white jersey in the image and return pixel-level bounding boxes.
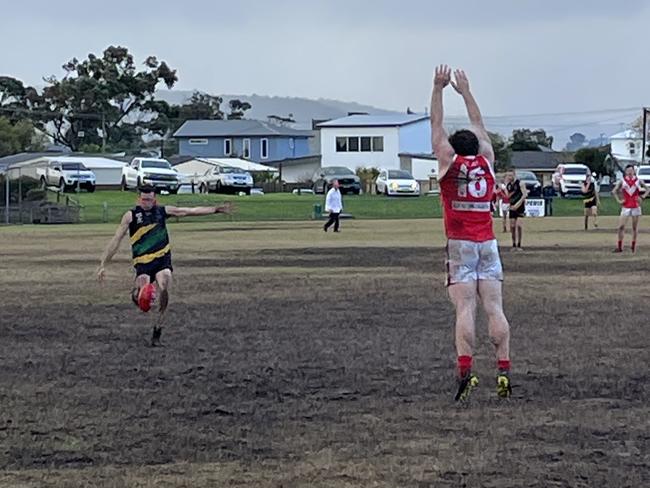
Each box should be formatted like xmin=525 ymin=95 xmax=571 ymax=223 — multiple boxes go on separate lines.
xmin=621 ymin=176 xmax=641 ymax=208
xmin=440 ymin=154 xmax=496 ymax=242
xmin=495 ymin=183 xmax=510 ymax=203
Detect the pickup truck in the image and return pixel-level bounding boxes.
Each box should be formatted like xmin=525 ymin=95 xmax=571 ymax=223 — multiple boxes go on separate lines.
xmin=37 ymin=160 xmax=96 ymax=193
xmin=198 ymin=165 xmax=254 ymax=194
xmin=121 ymin=158 xmax=180 ymax=193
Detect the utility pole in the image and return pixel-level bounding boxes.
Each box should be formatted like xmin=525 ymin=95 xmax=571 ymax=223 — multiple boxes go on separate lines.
xmin=642 ymin=107 xmax=648 ymax=166
xmin=101 ymin=111 xmax=106 ymax=153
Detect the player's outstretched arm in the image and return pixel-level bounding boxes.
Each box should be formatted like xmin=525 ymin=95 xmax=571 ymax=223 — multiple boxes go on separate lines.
xmin=98 ymin=211 xmax=132 ymax=281
xmin=430 ymin=65 xmax=454 ymax=175
xmin=640 ymin=181 xmax=650 ymax=200
xmin=451 ymin=69 xmax=495 ymax=163
xmin=166 ymin=202 xmax=234 ymax=217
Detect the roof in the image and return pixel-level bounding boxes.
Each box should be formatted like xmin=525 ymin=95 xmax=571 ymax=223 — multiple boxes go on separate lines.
xmin=173 ymin=120 xmax=313 ymax=138
xmin=0 ymin=152 xmax=63 ymax=167
xmin=510 ymin=150 xmax=575 ymax=170
xmin=268 ymin=154 xmax=322 ymax=168
xmin=172 ymin=157 xmax=278 ymax=173
xmin=318 ymin=114 xmax=428 ymax=128
xmin=399 ymin=152 xmax=437 ymax=160
xmin=610 ymin=129 xmax=641 ymax=140
xmin=46 ymin=156 xmax=127 ymax=169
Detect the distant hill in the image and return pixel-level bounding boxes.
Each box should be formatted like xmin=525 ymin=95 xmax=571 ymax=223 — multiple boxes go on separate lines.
xmin=155 ymin=90 xmax=399 ymax=128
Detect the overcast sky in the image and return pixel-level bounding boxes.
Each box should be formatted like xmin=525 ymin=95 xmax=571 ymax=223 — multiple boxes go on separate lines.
xmin=1 ymin=0 xmax=648 ymax=117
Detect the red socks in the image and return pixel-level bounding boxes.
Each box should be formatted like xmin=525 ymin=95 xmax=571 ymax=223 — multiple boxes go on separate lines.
xmin=617 ymin=240 xmax=623 ymax=251
xmin=631 ymin=241 xmax=637 ymax=252
xmin=457 ymin=355 xmax=472 ymax=378
xmin=497 ymin=359 xmax=511 ymax=372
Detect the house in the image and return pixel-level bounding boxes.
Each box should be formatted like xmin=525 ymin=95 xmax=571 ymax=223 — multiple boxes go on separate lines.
xmin=173 ymin=120 xmax=313 ymax=163
xmin=317 ymin=114 xmax=430 ymax=171
xmin=398 ymin=152 xmax=439 ymax=192
xmin=510 ymin=150 xmax=575 ymax=186
xmin=610 ymin=129 xmax=648 ymax=165
xmin=269 ymin=155 xmax=322 ymax=184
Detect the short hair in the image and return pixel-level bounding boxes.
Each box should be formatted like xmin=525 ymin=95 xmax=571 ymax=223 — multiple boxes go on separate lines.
xmin=625 ymin=164 xmax=635 ymax=171
xmin=138 ymin=185 xmax=156 ymax=195
xmin=448 ymin=129 xmax=480 ymax=156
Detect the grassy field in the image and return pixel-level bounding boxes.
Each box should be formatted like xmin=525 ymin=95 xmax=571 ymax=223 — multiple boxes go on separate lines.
xmin=0 ymin=218 xmax=648 ymax=487
xmin=44 ymin=189 xmax=650 ymax=224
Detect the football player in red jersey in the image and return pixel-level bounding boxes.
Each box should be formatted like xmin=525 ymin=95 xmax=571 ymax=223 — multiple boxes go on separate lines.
xmin=612 ymin=164 xmax=649 ymax=253
xmin=431 ymin=65 xmax=511 ymax=401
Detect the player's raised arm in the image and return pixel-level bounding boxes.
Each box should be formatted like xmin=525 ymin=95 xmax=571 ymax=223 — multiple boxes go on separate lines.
xmin=430 ymin=65 xmax=455 ymax=174
xmin=165 ymin=202 xmax=234 ymax=217
xmin=98 ymin=211 xmax=132 ymax=281
xmin=451 ymin=69 xmax=495 ymax=163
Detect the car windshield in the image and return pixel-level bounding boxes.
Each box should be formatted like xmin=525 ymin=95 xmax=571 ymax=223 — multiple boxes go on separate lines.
xmin=61 ymin=163 xmax=88 ymax=171
xmin=638 ymin=167 xmax=650 ymax=175
xmin=323 ymin=167 xmax=353 ymax=176
xmin=563 ymin=167 xmax=588 ymax=175
xmin=388 ymin=170 xmax=412 ymax=179
xmin=517 ymin=171 xmax=537 ymax=181
xmin=221 ymin=167 xmax=241 ymax=174
xmin=141 ymin=160 xmax=171 ymax=169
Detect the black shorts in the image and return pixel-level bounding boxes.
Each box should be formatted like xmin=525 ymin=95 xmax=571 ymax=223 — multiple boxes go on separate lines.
xmin=509 ymin=207 xmax=525 ymax=219
xmin=584 ymin=200 xmax=597 ymax=209
xmin=134 ymin=254 xmax=173 ymax=282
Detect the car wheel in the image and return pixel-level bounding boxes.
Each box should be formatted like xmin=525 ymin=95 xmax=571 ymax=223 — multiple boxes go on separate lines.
xmin=59 ymin=179 xmax=66 ymax=193
xmin=245 ymin=188 xmax=251 ymax=195
xmin=137 ymin=177 xmax=142 ymax=188
xmin=40 ymin=177 xmax=47 ymax=190
xmin=216 ymin=181 xmax=222 ymax=193
xmin=384 ymin=187 xmax=389 ymax=196
xmin=375 ymin=185 xmax=382 ymax=195
xmin=353 ymin=189 xmax=360 ymax=195
xmin=121 ymin=177 xmax=128 ymax=191
xmin=169 ymin=188 xmax=178 ymax=195
xmin=87 ymin=185 xmax=96 ymax=193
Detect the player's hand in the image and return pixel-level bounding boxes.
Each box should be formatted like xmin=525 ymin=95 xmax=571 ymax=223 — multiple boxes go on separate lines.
xmin=433 ymin=65 xmax=451 ymax=89
xmin=217 ymin=202 xmax=235 ymax=215
xmin=451 ymin=69 xmax=470 ymax=95
xmin=97 ymin=265 xmax=106 ymax=282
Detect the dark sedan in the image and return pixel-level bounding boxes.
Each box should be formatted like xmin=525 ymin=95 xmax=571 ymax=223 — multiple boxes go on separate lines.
xmin=312 ymin=167 xmax=362 ymax=195
xmin=516 ymin=170 xmax=542 ymax=198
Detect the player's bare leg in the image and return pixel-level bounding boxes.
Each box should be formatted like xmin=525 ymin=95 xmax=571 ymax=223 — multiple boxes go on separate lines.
xmin=584 ymin=208 xmax=589 ymax=231
xmin=592 ymin=207 xmax=599 ymax=228
xmin=151 ymin=269 xmax=172 ymax=347
xmin=448 ymin=282 xmax=479 ymax=401
xmin=478 ymin=280 xmax=512 ymax=398
xmin=510 ymin=219 xmax=517 ymax=249
xmin=615 ymin=215 xmax=628 ymax=252
xmin=516 ymin=219 xmax=524 ymax=250
xmin=631 ymin=215 xmax=640 ymax=253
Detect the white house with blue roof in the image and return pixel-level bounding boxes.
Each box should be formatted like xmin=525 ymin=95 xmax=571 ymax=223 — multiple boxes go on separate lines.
xmin=318 ymin=114 xmax=430 ymax=171
xmin=173 ymin=120 xmax=313 ymax=163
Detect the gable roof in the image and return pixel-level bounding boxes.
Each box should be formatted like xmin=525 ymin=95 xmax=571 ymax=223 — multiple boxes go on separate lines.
xmin=317 ymin=114 xmax=428 ymax=128
xmin=173 ymin=120 xmax=313 ymax=138
xmin=510 ymin=150 xmax=575 ymax=170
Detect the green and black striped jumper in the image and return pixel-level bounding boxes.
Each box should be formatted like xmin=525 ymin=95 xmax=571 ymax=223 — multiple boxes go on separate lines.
xmin=129 ymin=205 xmax=173 ymax=277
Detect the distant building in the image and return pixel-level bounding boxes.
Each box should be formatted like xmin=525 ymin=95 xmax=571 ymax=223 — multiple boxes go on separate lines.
xmin=317 ymin=114 xmax=430 ymax=171
xmin=510 ymin=150 xmax=575 ymax=186
xmin=609 ymin=129 xmax=648 ymax=165
xmin=173 ymin=120 xmax=313 ymax=163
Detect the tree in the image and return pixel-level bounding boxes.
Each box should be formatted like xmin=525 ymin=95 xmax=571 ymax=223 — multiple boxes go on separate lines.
xmin=509 ymin=128 xmax=553 ymax=151
xmin=227 ymin=99 xmax=252 ymax=120
xmin=565 ymin=132 xmax=587 ymax=151
xmin=0 ymin=117 xmax=45 ymax=157
xmin=26 ymin=46 xmax=177 ymax=151
xmin=488 ymin=132 xmax=511 ymax=171
xmin=574 ymin=146 xmax=612 ymax=176
xmin=356 ymin=167 xmax=380 ymax=193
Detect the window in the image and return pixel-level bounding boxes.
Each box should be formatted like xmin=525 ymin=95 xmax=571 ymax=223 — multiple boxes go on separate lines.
xmin=243 ymin=139 xmax=251 ymax=159
xmin=261 ymin=138 xmax=269 ymax=159
xmin=347 ymin=136 xmax=359 ymax=152
xmin=360 ymin=137 xmax=371 ymax=152
xmin=372 ymin=136 xmax=384 ymax=152
xmin=224 ymin=138 xmax=232 ymax=156
xmin=189 ymin=138 xmax=208 ymax=145
xmin=336 ymin=137 xmax=347 ymax=152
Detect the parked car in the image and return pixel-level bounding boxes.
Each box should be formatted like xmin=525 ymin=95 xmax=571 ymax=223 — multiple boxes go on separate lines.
xmin=516 ymin=170 xmax=542 ymax=198
xmin=198 ymin=166 xmax=254 ymax=195
xmin=37 ymin=160 xmax=96 ymax=193
xmin=312 ymin=167 xmax=361 ymax=195
xmin=636 ymin=165 xmax=650 ymax=187
xmin=375 ymin=168 xmax=420 ymax=196
xmin=552 ymin=163 xmax=597 ymax=198
xmin=121 ymin=158 xmax=180 ymax=193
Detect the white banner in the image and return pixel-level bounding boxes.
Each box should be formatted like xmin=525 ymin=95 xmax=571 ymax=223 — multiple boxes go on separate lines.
xmin=525 ymin=199 xmax=545 ymax=217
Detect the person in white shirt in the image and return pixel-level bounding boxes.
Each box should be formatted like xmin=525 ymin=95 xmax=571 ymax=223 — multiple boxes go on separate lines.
xmin=324 ymin=179 xmax=343 ymax=232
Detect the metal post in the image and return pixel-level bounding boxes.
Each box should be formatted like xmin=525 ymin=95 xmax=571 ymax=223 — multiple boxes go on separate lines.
xmin=18 ymin=168 xmax=22 ymax=224
xmin=642 ymin=107 xmax=648 ymax=166
xmin=4 ymin=170 xmax=9 ymax=224
xmin=101 ymin=112 xmax=106 ymax=152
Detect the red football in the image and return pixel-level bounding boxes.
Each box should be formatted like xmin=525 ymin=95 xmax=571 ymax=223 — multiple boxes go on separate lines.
xmin=138 ymin=283 xmax=157 ymax=312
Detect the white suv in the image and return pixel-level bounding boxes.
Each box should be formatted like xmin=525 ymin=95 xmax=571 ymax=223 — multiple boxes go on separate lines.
xmin=636 ymin=165 xmax=650 ymax=187
xmin=121 ymin=158 xmax=180 ymax=193
xmin=552 ymin=163 xmax=596 ymax=197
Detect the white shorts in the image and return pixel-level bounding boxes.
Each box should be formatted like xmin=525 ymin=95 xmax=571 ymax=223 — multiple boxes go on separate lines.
xmin=445 ymin=239 xmax=503 ymax=286
xmin=500 ymin=202 xmax=510 ymax=214
xmin=621 ymin=207 xmax=641 ymax=217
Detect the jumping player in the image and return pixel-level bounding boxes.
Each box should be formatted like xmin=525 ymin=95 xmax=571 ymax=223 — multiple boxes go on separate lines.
xmin=612 ymin=165 xmax=649 ymax=252
xmin=431 ymin=65 xmax=512 ymax=401
xmin=506 ymin=169 xmax=528 ymax=250
xmin=581 ymin=170 xmax=599 ymax=230
xmin=97 ymin=185 xmax=233 ymax=346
